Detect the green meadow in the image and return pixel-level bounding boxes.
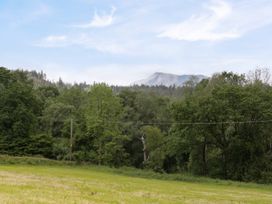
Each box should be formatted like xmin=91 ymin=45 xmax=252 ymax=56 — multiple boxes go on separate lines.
xmin=0 ymin=164 xmax=271 ymax=204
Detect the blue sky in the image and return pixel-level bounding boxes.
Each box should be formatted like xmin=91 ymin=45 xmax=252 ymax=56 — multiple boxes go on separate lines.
xmin=1 ymin=0 xmax=272 ymax=85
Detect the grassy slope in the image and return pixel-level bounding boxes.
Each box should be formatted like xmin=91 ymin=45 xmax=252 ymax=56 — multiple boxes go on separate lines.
xmin=0 ymin=165 xmax=271 ymax=204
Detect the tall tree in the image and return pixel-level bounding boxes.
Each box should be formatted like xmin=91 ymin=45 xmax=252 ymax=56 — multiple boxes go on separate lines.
xmin=84 ymin=84 xmax=128 ymax=166
xmin=0 ymin=68 xmax=41 ymax=155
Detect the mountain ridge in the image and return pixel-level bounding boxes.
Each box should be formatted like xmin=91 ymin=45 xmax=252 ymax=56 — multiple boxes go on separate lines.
xmin=133 ymin=72 xmax=207 ymax=87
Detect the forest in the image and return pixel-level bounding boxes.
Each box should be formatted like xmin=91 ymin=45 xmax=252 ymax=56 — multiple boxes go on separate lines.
xmin=0 ymin=67 xmax=272 ymax=183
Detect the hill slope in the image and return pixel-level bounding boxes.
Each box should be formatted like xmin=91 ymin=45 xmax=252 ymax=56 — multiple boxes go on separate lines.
xmin=134 ymin=72 xmax=207 ymax=87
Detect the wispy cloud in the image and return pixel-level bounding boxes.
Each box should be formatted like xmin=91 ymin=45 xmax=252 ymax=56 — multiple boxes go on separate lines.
xmin=34 ymin=33 xmax=126 ymax=54
xmin=158 ymin=0 xmax=272 ymax=42
xmin=73 ymin=6 xmax=116 ymax=28
xmin=34 ymin=5 xmax=123 ymax=53
xmin=76 ymin=34 xmax=126 ymax=53
xmin=34 ymin=35 xmax=68 ymax=47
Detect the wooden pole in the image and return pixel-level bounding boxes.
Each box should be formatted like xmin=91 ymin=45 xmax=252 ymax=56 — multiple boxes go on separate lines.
xmin=70 ymin=118 xmax=73 ymax=161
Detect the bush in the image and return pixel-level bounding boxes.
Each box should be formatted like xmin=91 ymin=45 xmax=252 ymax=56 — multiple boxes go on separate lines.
xmin=0 ymin=155 xmax=73 ymax=166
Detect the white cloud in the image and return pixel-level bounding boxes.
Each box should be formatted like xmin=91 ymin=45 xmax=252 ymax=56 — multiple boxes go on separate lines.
xmin=74 ymin=6 xmax=116 ymax=28
xmin=158 ymin=0 xmax=237 ymax=41
xmin=45 ymin=35 xmax=67 ymax=43
xmin=34 ymin=34 xmax=126 ymax=54
xmin=75 ymin=34 xmax=126 ymax=54
xmin=158 ymin=0 xmax=272 ymax=41
xmin=34 ymin=35 xmax=68 ymax=47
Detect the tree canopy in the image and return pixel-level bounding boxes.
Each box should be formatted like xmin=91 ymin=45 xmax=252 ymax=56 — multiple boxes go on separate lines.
xmin=0 ymin=67 xmax=272 ymax=183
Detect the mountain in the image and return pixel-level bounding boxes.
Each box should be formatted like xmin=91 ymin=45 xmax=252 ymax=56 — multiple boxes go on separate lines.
xmin=133 ymin=72 xmax=207 ymax=87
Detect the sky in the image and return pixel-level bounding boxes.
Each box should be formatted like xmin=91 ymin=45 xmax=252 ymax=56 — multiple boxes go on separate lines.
xmin=1 ymin=0 xmax=272 ymax=85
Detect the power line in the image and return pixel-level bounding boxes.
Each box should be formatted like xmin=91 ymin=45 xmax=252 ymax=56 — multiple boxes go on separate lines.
xmin=106 ymin=120 xmax=272 ymax=126
xmin=43 ymin=118 xmax=272 ymax=126
xmin=138 ymin=120 xmax=272 ymax=125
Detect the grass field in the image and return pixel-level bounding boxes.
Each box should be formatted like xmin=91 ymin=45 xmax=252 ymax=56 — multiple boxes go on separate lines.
xmin=0 ymin=165 xmax=272 ymax=204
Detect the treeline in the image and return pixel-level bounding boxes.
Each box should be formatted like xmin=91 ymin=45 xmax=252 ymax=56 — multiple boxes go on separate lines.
xmin=0 ymin=67 xmax=272 ymax=183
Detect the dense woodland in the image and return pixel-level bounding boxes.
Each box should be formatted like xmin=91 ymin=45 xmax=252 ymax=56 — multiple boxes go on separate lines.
xmin=0 ymin=67 xmax=272 ymax=183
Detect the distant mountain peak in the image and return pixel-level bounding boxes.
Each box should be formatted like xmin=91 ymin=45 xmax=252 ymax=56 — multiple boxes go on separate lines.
xmin=133 ymin=72 xmax=207 ymax=87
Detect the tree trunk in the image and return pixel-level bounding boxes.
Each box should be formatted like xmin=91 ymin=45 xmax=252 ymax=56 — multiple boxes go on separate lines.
xmin=202 ymin=137 xmax=207 ymax=175
xmin=141 ymin=134 xmax=148 ymax=163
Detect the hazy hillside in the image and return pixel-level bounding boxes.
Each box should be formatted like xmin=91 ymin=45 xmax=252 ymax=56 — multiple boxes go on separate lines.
xmin=133 ymin=72 xmax=207 ymax=87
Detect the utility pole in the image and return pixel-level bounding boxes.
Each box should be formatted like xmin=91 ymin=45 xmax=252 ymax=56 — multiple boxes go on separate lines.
xmin=69 ymin=118 xmax=73 ymax=161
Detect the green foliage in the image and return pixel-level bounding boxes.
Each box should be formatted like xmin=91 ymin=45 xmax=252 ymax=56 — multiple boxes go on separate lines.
xmin=119 ymin=89 xmax=171 ymax=168
xmin=0 ymin=68 xmax=41 ymax=155
xmin=83 ymin=84 xmax=128 ymax=166
xmin=28 ymin=134 xmax=54 ymax=158
xmin=1 ymin=67 xmax=272 ymax=183
xmin=141 ymin=126 xmax=166 ymax=172
xmin=170 ymin=71 xmax=272 ymax=182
